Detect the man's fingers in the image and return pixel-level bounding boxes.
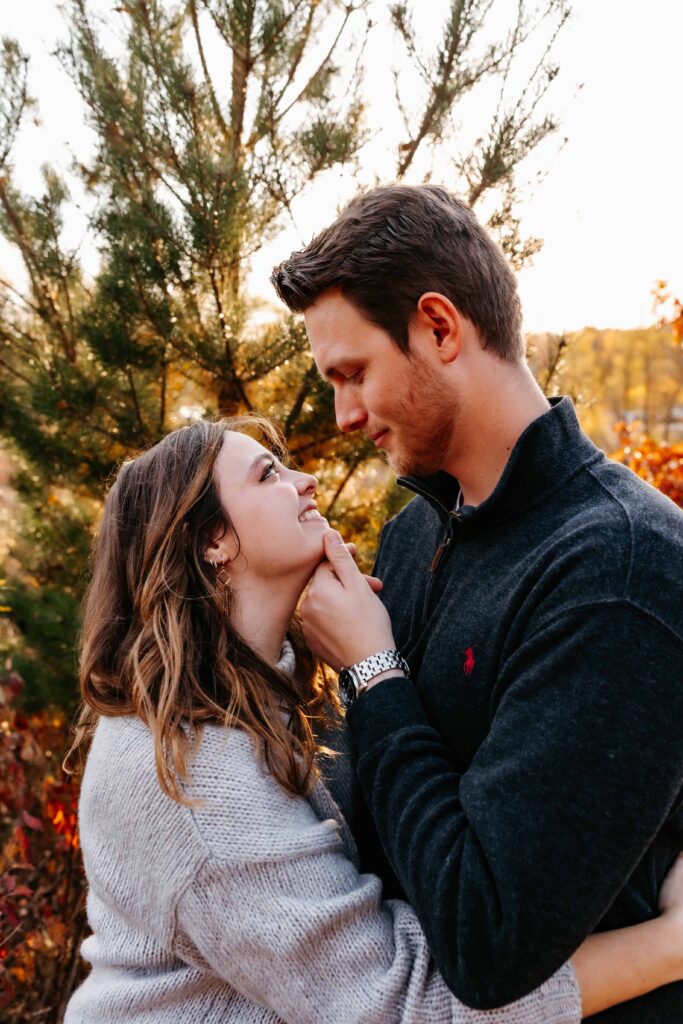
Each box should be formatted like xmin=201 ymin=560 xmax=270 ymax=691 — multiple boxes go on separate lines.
xmin=322 ymin=530 xmax=363 ymax=587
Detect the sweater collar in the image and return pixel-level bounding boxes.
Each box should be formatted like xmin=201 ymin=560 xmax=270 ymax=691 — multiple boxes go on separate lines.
xmin=398 ymin=397 xmax=602 ymax=529
xmin=275 ymin=638 xmax=296 ymax=675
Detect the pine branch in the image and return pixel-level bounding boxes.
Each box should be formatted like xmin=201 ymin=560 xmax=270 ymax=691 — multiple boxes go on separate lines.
xmin=188 ymin=0 xmax=230 ymax=144
xmin=264 ymin=1 xmax=318 ymax=116
xmin=0 ymin=275 xmax=42 ymax=317
xmin=0 ymin=40 xmax=32 ymax=171
xmin=0 ymin=181 xmax=76 ymax=363
xmin=228 ymin=0 xmax=255 ymax=171
xmin=125 ymin=365 xmax=146 ymax=435
xmin=158 ymin=353 xmax=168 ymax=433
xmin=0 ymin=354 xmax=35 ymax=388
xmin=270 ymin=4 xmax=359 ymax=131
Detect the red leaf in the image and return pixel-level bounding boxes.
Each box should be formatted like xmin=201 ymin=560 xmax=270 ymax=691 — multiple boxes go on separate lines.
xmin=21 ymin=810 xmax=43 ymax=831
xmin=0 ymin=900 xmax=20 ymax=928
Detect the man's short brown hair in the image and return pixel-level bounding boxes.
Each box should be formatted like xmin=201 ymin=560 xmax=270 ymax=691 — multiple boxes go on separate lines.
xmin=271 ymin=183 xmax=524 ymax=362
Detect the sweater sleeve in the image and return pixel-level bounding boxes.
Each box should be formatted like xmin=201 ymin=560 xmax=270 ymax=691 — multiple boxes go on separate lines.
xmin=347 ymin=600 xmax=683 ymax=1010
xmin=173 ymin=737 xmax=580 ymax=1024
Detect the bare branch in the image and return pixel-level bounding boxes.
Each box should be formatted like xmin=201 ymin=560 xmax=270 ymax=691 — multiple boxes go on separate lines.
xmin=324 ymin=453 xmax=365 ymax=518
xmin=283 ymin=361 xmax=319 ymax=437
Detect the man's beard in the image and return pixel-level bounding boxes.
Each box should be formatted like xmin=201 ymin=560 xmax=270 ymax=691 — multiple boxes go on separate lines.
xmin=387 ymin=353 xmax=458 ymax=477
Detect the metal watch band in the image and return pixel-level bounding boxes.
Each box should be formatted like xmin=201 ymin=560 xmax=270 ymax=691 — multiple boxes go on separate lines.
xmin=339 ymin=649 xmax=410 ymax=707
xmin=351 ymin=649 xmax=409 ymax=685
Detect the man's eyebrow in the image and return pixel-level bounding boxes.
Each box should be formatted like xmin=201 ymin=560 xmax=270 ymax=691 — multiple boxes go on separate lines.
xmin=317 ymin=359 xmax=357 ymax=382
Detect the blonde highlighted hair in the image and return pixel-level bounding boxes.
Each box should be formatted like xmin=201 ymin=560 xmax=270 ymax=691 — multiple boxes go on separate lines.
xmin=66 ymin=415 xmax=340 ymax=801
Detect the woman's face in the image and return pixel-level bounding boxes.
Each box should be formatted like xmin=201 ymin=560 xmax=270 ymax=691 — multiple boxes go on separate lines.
xmin=210 ymin=430 xmax=329 ymax=580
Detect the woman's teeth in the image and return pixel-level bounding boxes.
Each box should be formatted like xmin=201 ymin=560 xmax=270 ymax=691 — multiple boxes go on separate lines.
xmin=299 ymin=508 xmax=323 ymax=522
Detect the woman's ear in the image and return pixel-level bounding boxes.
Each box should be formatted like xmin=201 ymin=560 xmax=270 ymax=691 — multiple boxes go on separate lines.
xmin=416 ymin=292 xmax=463 ymax=364
xmin=204 ymin=525 xmax=239 ymax=566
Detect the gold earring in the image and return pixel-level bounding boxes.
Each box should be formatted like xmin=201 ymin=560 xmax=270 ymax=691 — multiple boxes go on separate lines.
xmin=211 ymin=560 xmax=231 ymax=614
xmin=216 ymin=564 xmax=231 ymax=588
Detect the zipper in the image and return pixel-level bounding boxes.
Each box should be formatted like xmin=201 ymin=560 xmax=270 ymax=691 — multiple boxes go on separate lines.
xmin=399 ymin=478 xmax=462 ymax=574
xmin=401 ymin=475 xmax=464 ymax=573
xmin=430 ymin=532 xmax=452 ymax=572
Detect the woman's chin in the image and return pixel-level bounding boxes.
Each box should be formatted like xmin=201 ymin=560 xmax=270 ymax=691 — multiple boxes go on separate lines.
xmin=296 ymin=528 xmax=331 ymax=577
xmin=299 ymin=516 xmax=330 ymax=544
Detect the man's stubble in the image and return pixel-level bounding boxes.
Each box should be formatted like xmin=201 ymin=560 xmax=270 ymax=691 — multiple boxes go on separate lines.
xmin=388 ymin=351 xmax=458 ymax=478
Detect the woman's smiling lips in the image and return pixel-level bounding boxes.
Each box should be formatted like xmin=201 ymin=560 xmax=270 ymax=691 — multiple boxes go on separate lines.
xmin=298 ymin=502 xmax=326 ymax=524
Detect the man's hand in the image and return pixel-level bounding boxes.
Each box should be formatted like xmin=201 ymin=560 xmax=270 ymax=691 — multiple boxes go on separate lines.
xmin=344 ymin=542 xmax=384 ymax=594
xmin=301 ymin=530 xmax=396 ymax=670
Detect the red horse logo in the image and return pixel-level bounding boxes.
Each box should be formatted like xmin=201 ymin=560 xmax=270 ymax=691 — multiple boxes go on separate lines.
xmin=463 ymin=646 xmax=476 ymax=676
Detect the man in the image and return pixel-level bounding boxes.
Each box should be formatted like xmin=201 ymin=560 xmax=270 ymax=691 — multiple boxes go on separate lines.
xmin=271 ymin=184 xmax=683 ymax=1021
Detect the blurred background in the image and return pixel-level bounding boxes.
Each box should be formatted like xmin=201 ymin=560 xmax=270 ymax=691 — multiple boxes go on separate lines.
xmin=1 ymin=1 xmax=682 ymax=1018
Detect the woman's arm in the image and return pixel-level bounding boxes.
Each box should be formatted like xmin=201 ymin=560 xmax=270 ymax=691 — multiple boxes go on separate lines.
xmin=175 ymin=729 xmax=683 ymax=1024
xmin=174 ymin=730 xmax=580 ymax=1024
xmin=572 ymin=853 xmax=683 ymax=1017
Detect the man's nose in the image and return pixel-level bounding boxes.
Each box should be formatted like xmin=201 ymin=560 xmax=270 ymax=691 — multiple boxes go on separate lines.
xmin=335 ymin=390 xmax=367 ymax=433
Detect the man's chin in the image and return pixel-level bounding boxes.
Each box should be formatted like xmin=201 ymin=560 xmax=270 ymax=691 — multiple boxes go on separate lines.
xmin=389 ymin=449 xmax=441 ymax=478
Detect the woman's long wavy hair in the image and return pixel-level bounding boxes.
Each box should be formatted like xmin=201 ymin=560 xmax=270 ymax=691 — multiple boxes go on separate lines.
xmin=66 ymin=415 xmax=341 ymax=802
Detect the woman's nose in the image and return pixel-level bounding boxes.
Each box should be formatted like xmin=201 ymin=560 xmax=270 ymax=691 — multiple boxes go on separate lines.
xmin=296 ymin=471 xmax=317 ymax=495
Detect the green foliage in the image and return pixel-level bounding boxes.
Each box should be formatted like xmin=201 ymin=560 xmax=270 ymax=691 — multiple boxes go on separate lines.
xmin=0 ymin=0 xmax=571 ymax=709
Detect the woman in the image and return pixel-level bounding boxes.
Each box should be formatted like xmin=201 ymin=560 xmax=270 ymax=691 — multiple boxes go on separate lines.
xmin=65 ymin=415 xmax=683 ymax=1023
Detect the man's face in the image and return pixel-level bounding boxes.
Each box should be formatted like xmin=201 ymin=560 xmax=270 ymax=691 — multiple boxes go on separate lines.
xmin=304 ymin=289 xmax=457 ymax=476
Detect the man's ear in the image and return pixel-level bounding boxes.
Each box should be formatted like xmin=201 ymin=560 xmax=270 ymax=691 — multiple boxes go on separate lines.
xmin=415 ymin=292 xmax=463 ymax=364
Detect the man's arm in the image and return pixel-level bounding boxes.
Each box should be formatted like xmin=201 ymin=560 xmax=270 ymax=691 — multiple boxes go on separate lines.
xmin=345 ymin=600 xmax=683 ymax=1009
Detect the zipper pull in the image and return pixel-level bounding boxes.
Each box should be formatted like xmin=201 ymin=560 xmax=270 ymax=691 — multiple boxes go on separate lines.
xmin=430 ymin=536 xmax=451 ymax=572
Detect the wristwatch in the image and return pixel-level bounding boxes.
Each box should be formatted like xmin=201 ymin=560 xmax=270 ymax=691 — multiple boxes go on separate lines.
xmin=338 ymin=649 xmax=410 ymax=708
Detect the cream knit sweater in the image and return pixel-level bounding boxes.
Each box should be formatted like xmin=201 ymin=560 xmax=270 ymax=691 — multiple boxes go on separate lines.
xmin=65 ymin=712 xmax=581 ymax=1023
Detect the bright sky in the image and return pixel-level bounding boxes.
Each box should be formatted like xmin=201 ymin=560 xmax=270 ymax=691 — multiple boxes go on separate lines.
xmin=1 ymin=0 xmax=681 ymax=334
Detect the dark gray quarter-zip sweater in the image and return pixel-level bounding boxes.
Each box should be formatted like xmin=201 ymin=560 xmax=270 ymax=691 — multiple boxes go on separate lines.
xmin=347 ymin=397 xmax=683 ymax=1021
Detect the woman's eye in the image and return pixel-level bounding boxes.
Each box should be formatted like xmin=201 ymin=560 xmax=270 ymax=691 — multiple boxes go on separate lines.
xmin=346 ymin=369 xmax=363 ymax=382
xmin=261 ymin=460 xmax=281 ymax=480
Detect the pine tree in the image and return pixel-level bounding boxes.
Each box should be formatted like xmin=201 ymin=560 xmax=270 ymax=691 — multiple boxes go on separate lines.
xmin=0 ymin=0 xmax=570 ymax=709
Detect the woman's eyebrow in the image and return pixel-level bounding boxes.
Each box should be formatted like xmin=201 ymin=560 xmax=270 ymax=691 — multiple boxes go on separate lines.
xmin=248 ymin=451 xmax=285 ymax=478
xmin=248 ymin=452 xmax=273 ymax=477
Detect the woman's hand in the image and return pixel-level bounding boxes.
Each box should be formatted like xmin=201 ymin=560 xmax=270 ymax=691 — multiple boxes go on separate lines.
xmin=570 ymin=852 xmax=683 ymax=1015
xmin=659 ymin=852 xmax=683 ymax=952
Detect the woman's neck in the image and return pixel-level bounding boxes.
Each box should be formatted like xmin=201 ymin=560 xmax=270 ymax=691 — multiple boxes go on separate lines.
xmin=228 ymin=574 xmax=305 ymax=665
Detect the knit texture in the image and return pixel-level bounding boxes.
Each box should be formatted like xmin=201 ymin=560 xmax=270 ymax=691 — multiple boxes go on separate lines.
xmin=348 ymin=397 xmax=683 ymax=1019
xmin=65 ymin=713 xmax=581 ymax=1023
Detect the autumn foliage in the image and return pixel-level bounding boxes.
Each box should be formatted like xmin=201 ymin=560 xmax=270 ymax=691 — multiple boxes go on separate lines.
xmin=611 ymin=422 xmax=683 ymax=508
xmin=0 ymin=428 xmax=680 ymax=1020
xmin=0 ymin=672 xmax=85 ymax=1022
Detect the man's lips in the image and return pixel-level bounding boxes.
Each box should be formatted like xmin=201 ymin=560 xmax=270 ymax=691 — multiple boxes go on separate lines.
xmin=369 ymin=429 xmax=389 ymax=448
